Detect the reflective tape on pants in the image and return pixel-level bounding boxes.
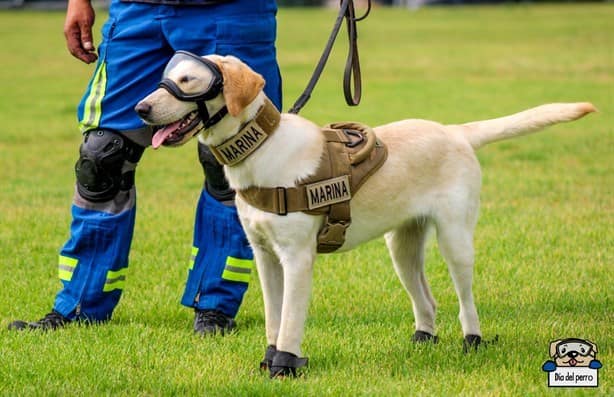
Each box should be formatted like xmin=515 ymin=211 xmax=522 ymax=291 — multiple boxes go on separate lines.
xmin=103 ymin=268 xmax=127 ymax=292
xmin=79 ymin=61 xmax=107 ymax=131
xmin=221 ymin=256 xmax=253 ymax=283
xmin=58 ymin=255 xmax=78 ymax=282
xmin=189 ymin=246 xmax=199 ymax=271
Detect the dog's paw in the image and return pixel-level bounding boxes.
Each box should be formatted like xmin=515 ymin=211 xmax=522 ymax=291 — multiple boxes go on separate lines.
xmin=411 ymin=330 xmax=439 ymax=344
xmin=463 ymin=334 xmax=482 ymax=353
xmin=259 ymin=345 xmax=277 ymax=371
xmin=269 ymin=350 xmax=308 ymax=379
xmin=462 ymin=334 xmax=499 ymax=353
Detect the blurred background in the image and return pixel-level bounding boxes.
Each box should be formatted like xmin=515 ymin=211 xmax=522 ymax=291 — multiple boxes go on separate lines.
xmin=0 ymin=0 xmax=608 ymax=10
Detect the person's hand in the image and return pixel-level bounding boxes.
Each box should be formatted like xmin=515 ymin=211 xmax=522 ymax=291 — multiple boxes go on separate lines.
xmin=64 ymin=0 xmax=98 ymax=64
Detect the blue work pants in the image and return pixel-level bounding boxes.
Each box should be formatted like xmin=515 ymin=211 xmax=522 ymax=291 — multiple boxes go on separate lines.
xmin=54 ymin=0 xmax=281 ymax=321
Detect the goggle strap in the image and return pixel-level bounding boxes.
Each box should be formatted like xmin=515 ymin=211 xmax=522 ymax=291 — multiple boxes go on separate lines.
xmin=197 ymin=101 xmax=210 ymax=123
xmin=203 ymin=105 xmax=229 ymax=129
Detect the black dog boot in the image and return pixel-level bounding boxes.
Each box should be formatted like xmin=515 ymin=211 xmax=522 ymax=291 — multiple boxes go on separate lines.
xmin=463 ymin=334 xmax=482 ymax=353
xmin=259 ymin=345 xmax=277 ymax=371
xmin=269 ymin=350 xmax=308 ymax=378
xmin=412 ymin=330 xmax=439 ymax=344
xmin=463 ymin=334 xmax=499 ymax=353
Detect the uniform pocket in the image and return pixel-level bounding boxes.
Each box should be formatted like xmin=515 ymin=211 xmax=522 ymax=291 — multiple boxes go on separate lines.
xmin=101 ymin=17 xmax=117 ymax=40
xmin=215 ymin=16 xmax=276 ymax=45
xmin=213 ymin=14 xmax=282 ymax=115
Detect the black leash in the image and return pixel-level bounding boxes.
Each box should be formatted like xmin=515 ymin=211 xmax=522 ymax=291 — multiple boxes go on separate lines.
xmin=288 ymin=0 xmax=371 ymax=115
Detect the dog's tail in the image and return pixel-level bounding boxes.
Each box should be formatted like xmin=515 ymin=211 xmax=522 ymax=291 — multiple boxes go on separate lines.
xmin=458 ymin=102 xmax=596 ymax=150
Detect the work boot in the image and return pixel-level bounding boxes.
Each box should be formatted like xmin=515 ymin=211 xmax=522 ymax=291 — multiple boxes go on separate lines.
xmin=193 ymin=309 xmax=236 ymax=336
xmin=8 ymin=310 xmax=68 ymax=331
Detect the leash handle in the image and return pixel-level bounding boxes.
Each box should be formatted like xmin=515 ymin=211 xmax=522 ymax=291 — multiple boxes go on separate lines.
xmin=288 ymin=0 xmax=371 ymax=115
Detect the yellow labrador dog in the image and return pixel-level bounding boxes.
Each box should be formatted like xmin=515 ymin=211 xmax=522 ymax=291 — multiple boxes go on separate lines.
xmin=135 ymin=52 xmax=595 ymax=377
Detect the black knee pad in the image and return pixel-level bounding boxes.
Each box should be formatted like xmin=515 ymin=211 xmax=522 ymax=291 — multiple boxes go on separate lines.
xmin=75 ymin=129 xmax=145 ymax=202
xmin=197 ymin=142 xmax=235 ymax=201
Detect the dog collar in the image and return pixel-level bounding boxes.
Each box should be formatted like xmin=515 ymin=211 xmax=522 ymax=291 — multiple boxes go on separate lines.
xmin=209 ymin=97 xmax=281 ymax=166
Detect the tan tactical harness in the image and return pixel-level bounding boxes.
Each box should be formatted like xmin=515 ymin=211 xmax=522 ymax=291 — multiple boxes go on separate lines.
xmin=208 ymin=99 xmax=388 ymax=252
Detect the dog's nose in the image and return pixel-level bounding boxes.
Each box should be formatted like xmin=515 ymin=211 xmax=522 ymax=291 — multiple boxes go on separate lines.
xmin=135 ymin=102 xmax=151 ymax=117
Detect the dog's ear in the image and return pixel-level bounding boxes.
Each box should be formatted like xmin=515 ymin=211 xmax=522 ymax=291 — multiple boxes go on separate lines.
xmin=549 ymin=340 xmax=562 ymax=358
xmin=215 ymin=56 xmax=265 ymax=117
xmin=586 ymin=339 xmax=597 ymax=355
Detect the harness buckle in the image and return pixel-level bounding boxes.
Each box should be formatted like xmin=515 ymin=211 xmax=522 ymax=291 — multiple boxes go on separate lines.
xmin=276 ymin=187 xmax=288 ymax=216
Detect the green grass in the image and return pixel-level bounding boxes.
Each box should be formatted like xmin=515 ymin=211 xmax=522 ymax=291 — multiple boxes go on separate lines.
xmin=0 ymin=4 xmax=612 ymax=396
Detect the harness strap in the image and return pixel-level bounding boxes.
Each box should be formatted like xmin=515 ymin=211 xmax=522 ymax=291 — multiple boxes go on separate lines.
xmin=237 ymin=130 xmax=355 ymax=216
xmin=239 ymin=185 xmax=316 ymax=216
xmin=317 ymin=137 xmax=352 ymax=252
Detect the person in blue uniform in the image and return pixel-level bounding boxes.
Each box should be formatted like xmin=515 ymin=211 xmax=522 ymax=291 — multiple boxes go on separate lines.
xmin=9 ymin=0 xmax=281 ymax=335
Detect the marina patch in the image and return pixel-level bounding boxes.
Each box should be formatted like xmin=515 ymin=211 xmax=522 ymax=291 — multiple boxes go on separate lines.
xmin=306 ymin=175 xmax=351 ymax=210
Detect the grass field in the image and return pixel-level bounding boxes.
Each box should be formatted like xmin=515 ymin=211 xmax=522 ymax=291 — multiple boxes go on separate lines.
xmin=0 ymin=4 xmax=612 ymax=396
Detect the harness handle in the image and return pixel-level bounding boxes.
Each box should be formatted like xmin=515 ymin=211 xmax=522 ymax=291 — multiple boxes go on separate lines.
xmin=288 ymin=0 xmax=371 ymax=115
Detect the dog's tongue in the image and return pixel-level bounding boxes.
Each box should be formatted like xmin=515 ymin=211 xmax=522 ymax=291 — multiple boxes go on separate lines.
xmin=569 ymin=358 xmax=577 ymax=366
xmin=152 ymin=122 xmax=181 ymax=149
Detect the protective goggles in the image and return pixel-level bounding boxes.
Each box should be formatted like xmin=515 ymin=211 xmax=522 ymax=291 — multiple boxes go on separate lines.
xmin=556 ymin=339 xmax=593 ymax=357
xmin=158 ymin=51 xmax=224 ymax=102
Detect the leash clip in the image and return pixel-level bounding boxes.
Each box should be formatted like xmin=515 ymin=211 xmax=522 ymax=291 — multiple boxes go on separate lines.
xmin=343 ymin=129 xmax=365 ymax=148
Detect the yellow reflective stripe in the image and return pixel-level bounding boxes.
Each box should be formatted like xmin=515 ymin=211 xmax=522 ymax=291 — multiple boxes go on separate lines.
xmin=189 ymin=246 xmax=199 ymax=270
xmin=58 ymin=255 xmax=78 ymax=281
xmin=222 ymin=269 xmax=251 ymax=283
xmin=222 ymin=257 xmax=253 ymax=283
xmin=79 ymin=61 xmax=107 ymax=131
xmin=103 ymin=268 xmax=127 ymax=292
xmin=226 ymin=257 xmax=253 ymax=269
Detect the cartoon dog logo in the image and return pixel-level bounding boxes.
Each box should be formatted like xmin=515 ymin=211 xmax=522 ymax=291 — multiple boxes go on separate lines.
xmin=542 ymin=338 xmax=602 ymax=370
xmin=542 ymin=338 xmax=602 ymax=387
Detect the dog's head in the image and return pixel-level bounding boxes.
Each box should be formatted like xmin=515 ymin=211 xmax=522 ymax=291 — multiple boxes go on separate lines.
xmin=135 ymin=51 xmax=265 ymax=148
xmin=549 ymin=338 xmax=597 ymax=367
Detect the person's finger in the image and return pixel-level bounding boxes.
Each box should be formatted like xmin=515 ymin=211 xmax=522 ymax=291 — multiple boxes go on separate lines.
xmin=65 ymin=26 xmax=86 ymax=59
xmin=80 ymin=21 xmax=95 ymax=52
xmin=65 ymin=28 xmax=97 ymax=63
